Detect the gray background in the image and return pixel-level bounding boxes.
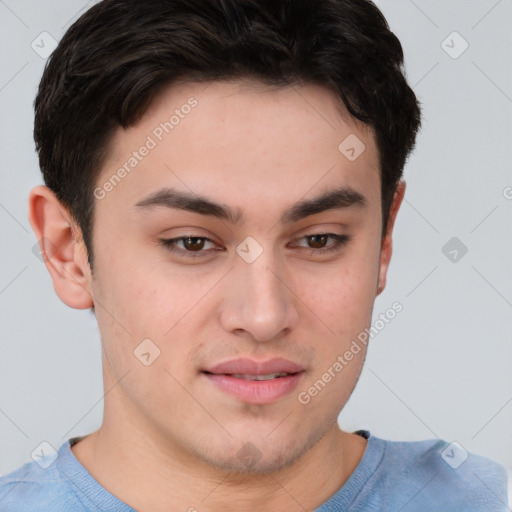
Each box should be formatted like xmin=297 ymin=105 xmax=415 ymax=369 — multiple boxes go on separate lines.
xmin=0 ymin=0 xmax=511 ymax=475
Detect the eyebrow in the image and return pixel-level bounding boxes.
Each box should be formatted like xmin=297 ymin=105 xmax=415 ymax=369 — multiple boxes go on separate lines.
xmin=134 ymin=185 xmax=367 ymax=225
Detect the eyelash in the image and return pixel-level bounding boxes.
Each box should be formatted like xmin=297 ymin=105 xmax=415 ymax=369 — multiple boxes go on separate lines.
xmin=159 ymin=233 xmax=351 ymax=259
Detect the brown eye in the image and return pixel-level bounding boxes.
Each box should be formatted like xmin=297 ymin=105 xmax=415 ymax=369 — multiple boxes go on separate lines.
xmin=160 ymin=236 xmax=219 ymax=258
xmin=160 ymin=233 xmax=350 ymax=260
xmin=306 ymin=234 xmax=329 ymax=249
xmin=293 ymin=233 xmax=351 ymax=256
xmin=182 ymin=237 xmax=206 ymax=251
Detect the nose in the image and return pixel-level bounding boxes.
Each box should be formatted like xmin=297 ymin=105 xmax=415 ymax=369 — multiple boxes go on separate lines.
xmin=219 ymin=246 xmax=299 ymax=342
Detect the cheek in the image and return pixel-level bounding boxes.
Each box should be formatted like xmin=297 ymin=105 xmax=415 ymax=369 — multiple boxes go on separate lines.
xmin=94 ymin=261 xmax=221 ymax=377
xmin=298 ymin=254 xmax=379 ymax=334
xmin=92 ymin=240 xmax=174 ymax=324
xmin=122 ymin=268 xmax=217 ymax=329
xmin=91 ymin=260 xmax=197 ymax=401
xmin=297 ymin=345 xmax=367 ymax=417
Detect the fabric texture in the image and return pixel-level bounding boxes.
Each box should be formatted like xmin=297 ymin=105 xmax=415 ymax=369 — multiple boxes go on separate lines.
xmin=0 ymin=430 xmax=509 ymax=511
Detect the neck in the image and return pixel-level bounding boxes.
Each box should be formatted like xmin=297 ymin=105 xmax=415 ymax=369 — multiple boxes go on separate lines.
xmin=71 ymin=414 xmax=366 ymax=511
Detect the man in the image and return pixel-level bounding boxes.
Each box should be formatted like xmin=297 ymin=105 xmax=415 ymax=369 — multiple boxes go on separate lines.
xmin=0 ymin=0 xmax=509 ymax=510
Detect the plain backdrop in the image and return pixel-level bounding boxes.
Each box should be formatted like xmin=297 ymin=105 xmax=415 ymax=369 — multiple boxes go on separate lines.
xmin=0 ymin=0 xmax=511 ymax=475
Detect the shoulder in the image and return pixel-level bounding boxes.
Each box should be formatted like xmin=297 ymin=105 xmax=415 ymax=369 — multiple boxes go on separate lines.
xmin=370 ymin=434 xmax=509 ymax=511
xmin=0 ymin=443 xmax=84 ymax=511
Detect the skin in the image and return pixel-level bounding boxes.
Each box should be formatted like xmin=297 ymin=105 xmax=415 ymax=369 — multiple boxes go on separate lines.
xmin=28 ymin=79 xmax=405 ymax=511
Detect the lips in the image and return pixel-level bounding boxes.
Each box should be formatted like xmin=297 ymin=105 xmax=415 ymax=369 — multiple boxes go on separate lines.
xmin=201 ymin=357 xmax=305 ymax=403
xmin=203 ymin=357 xmax=304 ymax=378
xmin=228 ymin=372 xmax=290 ymax=381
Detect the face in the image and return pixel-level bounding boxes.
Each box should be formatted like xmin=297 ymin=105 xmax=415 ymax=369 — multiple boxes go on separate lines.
xmin=87 ymin=80 xmax=386 ymax=473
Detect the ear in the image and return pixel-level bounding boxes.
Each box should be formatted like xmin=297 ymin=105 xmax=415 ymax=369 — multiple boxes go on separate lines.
xmin=376 ymin=180 xmax=406 ymax=296
xmin=28 ymin=185 xmax=94 ymax=309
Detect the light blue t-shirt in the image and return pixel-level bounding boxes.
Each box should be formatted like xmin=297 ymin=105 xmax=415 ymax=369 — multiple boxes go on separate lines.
xmin=0 ymin=430 xmax=509 ymax=511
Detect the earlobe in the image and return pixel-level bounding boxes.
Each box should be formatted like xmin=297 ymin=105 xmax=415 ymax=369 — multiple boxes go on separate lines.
xmin=28 ymin=185 xmax=94 ymax=309
xmin=376 ymin=180 xmax=406 ymax=296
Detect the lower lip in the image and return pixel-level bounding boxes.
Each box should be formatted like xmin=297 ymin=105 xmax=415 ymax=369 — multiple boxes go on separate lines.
xmin=202 ymin=372 xmax=305 ymax=404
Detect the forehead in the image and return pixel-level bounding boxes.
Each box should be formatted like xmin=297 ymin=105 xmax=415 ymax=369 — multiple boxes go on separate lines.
xmin=97 ymin=79 xmax=381 ymax=222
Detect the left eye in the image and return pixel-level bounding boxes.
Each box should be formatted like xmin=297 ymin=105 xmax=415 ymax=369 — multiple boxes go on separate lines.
xmin=160 ymin=233 xmax=351 ymax=258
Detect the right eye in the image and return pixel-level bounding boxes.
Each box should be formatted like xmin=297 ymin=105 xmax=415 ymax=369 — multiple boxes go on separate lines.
xmin=160 ymin=236 xmax=221 ymax=258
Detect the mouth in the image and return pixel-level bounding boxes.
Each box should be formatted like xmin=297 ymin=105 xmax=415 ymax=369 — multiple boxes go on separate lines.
xmin=202 ymin=371 xmax=297 ymax=381
xmin=201 ymin=360 xmax=305 ymax=404
xmin=203 ymin=356 xmax=305 ymax=376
